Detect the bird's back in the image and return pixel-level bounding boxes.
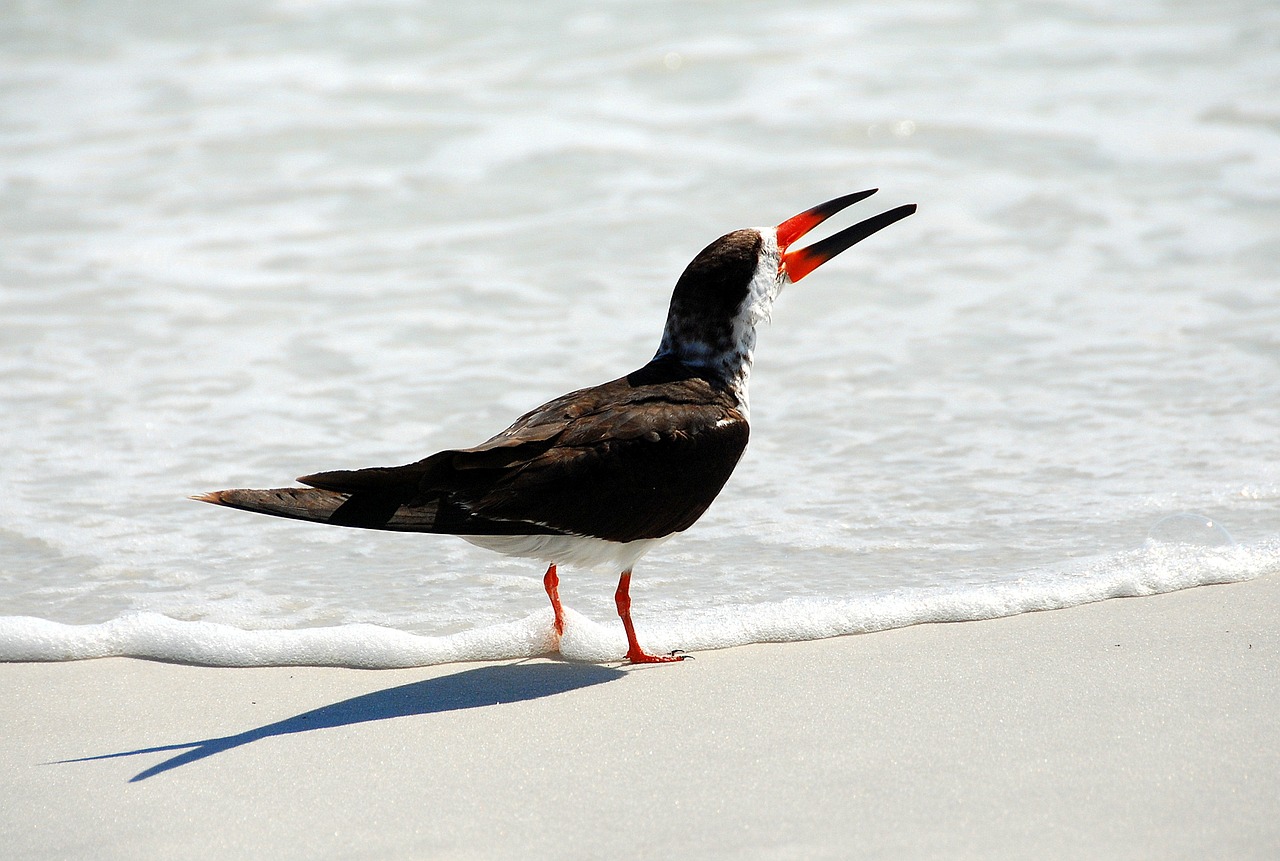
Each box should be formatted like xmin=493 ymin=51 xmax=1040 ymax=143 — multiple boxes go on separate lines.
xmin=203 ymin=358 xmax=750 ymax=544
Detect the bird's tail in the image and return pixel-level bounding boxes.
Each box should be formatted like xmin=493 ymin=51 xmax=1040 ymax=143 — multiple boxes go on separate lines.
xmin=194 ymin=459 xmax=432 ymax=530
xmin=193 ymin=478 xmax=563 ymax=537
xmin=193 ymin=486 xmax=450 ymax=531
xmin=192 ymin=487 xmax=353 ymax=525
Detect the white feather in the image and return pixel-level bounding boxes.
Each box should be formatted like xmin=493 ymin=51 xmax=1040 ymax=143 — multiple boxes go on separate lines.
xmin=460 ymin=533 xmax=672 ymax=572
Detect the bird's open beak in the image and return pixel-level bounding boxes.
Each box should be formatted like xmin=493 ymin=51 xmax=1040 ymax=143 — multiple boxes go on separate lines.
xmin=777 ymin=190 xmax=917 ymax=282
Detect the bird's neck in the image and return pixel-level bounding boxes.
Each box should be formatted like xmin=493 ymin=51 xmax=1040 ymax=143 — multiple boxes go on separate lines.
xmin=654 ymin=254 xmax=782 ymax=420
xmin=655 ymin=325 xmax=757 ymax=415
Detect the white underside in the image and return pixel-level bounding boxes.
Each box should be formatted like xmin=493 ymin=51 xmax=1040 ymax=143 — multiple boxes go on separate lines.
xmin=459 ymin=533 xmax=671 ymax=572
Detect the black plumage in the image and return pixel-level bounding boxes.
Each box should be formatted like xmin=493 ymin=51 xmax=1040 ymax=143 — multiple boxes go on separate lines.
xmin=205 ymin=358 xmax=749 ymax=544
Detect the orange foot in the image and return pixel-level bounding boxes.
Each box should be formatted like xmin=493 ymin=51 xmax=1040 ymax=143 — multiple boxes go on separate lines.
xmin=625 ymin=647 xmax=688 ymax=665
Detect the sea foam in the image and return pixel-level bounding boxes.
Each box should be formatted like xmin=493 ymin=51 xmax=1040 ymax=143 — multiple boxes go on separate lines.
xmin=2 ymin=539 xmax=1274 ymax=669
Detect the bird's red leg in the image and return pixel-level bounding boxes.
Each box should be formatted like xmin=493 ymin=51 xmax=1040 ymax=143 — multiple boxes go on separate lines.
xmin=614 ymin=569 xmax=685 ymax=664
xmin=543 ymin=563 xmax=564 ymax=636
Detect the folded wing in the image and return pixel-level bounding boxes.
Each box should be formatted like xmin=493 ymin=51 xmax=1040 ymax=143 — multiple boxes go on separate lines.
xmin=197 ymin=360 xmax=750 ymax=543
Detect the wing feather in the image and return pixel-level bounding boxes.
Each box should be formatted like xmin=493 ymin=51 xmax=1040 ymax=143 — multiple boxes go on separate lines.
xmin=199 ymin=358 xmax=750 ymax=540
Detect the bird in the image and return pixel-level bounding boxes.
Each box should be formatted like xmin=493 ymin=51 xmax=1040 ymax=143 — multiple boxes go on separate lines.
xmin=195 ymin=190 xmax=916 ymax=663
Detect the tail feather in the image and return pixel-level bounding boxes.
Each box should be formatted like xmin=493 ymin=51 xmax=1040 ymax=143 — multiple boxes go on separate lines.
xmin=192 ymin=488 xmax=349 ymax=524
xmin=196 ymin=443 xmax=564 ymax=536
xmin=297 ymin=466 xmax=414 ymax=494
xmin=193 ymin=487 xmax=564 ymax=536
xmin=297 ymin=453 xmax=449 ymax=494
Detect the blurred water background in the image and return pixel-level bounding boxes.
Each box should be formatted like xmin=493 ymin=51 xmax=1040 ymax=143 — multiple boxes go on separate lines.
xmin=1 ymin=0 xmax=1278 ymax=665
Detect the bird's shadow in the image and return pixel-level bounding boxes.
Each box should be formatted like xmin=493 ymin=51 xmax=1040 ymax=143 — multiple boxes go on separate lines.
xmin=54 ymin=660 xmax=624 ymax=783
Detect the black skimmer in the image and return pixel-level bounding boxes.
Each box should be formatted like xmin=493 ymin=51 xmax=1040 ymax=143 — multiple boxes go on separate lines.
xmin=196 ymin=190 xmax=915 ymax=663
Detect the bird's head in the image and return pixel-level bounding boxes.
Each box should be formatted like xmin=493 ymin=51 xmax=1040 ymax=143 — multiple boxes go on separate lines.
xmin=656 ymin=190 xmax=915 ymax=407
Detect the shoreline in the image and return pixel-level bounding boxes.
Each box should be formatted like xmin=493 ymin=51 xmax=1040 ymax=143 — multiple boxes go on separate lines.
xmin=4 ymin=575 xmax=1278 ymax=859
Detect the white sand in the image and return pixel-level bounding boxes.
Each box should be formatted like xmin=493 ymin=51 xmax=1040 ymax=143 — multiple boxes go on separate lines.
xmin=3 ymin=576 xmax=1278 ymax=860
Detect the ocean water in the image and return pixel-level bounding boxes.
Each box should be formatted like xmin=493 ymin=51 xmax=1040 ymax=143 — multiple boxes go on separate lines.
xmin=1 ymin=0 xmax=1278 ymax=667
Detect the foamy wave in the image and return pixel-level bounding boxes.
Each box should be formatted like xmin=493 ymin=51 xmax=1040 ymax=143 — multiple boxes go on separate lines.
xmin=644 ymin=540 xmax=1279 ymax=654
xmin=0 ymin=612 xmax=560 ymax=669
xmin=2 ymin=540 xmax=1276 ymax=668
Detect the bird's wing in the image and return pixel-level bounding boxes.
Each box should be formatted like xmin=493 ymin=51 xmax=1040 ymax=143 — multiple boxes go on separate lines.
xmin=206 ymin=361 xmax=749 ymax=540
xmin=464 ymin=391 xmax=749 ymax=542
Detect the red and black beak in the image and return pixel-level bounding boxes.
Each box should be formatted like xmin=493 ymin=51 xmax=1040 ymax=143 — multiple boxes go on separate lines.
xmin=777 ymin=190 xmax=916 ymax=282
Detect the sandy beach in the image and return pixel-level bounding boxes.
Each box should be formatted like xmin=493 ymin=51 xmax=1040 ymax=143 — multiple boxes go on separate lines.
xmin=3 ymin=575 xmax=1277 ymax=860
